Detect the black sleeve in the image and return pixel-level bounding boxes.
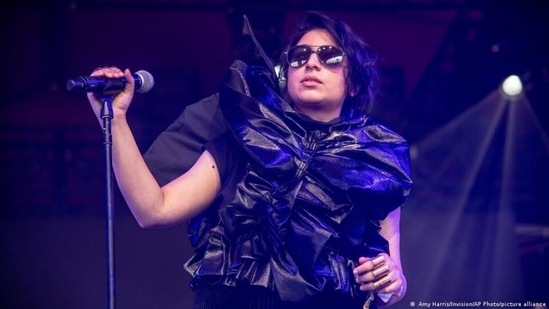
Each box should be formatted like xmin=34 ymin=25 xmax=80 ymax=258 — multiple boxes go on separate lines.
xmin=203 ymin=131 xmax=244 ymax=185
xmin=143 ymin=93 xmax=228 ymax=186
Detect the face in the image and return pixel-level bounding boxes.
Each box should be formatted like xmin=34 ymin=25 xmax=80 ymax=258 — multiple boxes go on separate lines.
xmin=286 ymin=29 xmax=347 ymax=122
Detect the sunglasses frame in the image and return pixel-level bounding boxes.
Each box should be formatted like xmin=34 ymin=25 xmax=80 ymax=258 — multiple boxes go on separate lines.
xmin=285 ymin=45 xmax=346 ymax=69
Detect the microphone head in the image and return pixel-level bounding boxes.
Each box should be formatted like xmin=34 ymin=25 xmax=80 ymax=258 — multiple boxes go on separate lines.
xmin=135 ymin=70 xmax=155 ymax=93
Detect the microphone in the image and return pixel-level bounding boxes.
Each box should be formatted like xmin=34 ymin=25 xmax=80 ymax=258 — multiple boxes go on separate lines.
xmin=66 ymin=70 xmax=155 ymax=94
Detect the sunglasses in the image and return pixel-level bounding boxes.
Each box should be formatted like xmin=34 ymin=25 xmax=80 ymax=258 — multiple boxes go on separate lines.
xmin=285 ymin=45 xmax=346 ymax=68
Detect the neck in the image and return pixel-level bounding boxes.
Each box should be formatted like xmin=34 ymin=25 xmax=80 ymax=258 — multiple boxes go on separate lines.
xmin=294 ymin=105 xmax=342 ymax=123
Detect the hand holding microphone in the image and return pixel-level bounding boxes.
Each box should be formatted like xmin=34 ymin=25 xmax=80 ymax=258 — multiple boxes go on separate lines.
xmin=72 ymin=67 xmax=154 ymax=123
xmin=66 ymin=68 xmax=155 ymax=94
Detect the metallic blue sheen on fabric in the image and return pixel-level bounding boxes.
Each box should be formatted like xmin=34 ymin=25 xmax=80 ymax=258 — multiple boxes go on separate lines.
xmin=184 ymin=16 xmax=413 ymax=303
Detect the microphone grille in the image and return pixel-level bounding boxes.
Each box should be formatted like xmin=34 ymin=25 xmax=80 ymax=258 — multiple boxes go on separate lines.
xmin=135 ymin=70 xmax=155 ymax=93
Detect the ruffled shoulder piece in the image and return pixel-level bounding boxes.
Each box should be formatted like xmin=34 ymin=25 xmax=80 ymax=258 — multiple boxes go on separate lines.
xmin=219 ymin=16 xmax=412 ymax=209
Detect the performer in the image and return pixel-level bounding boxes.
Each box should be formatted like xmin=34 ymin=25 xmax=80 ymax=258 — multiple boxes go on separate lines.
xmin=86 ymin=11 xmax=412 ymax=309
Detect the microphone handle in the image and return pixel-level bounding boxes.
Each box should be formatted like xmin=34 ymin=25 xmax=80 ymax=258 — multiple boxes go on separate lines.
xmin=66 ymin=76 xmax=141 ymax=94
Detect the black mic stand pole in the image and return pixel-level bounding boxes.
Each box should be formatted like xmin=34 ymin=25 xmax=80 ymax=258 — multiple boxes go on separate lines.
xmin=99 ymin=95 xmax=116 ymax=309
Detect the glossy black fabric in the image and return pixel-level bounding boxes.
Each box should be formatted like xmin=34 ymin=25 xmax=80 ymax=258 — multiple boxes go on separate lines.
xmin=184 ymin=17 xmax=413 ymax=304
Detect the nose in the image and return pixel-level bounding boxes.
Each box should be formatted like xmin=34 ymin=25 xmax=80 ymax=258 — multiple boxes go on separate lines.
xmin=305 ymin=52 xmax=321 ymax=70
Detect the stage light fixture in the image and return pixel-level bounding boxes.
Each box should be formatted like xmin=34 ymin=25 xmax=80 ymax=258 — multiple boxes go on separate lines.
xmin=500 ymin=75 xmax=523 ymax=99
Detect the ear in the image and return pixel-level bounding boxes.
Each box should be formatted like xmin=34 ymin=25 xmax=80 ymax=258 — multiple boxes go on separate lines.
xmin=349 ymin=85 xmax=360 ymax=97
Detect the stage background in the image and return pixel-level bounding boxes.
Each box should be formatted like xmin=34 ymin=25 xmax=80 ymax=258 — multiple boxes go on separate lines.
xmin=1 ymin=1 xmax=548 ymax=308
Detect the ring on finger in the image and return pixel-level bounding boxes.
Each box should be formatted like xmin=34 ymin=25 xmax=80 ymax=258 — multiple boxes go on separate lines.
xmin=371 ymin=255 xmax=385 ymax=267
xmin=372 ymin=264 xmax=390 ymax=279
xmin=373 ymin=274 xmax=392 ymax=290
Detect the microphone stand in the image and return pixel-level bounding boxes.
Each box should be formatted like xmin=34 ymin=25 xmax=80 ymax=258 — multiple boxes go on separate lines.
xmin=99 ymin=95 xmax=116 ymax=309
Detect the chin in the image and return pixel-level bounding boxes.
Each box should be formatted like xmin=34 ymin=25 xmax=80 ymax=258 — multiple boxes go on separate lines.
xmin=296 ymin=94 xmax=325 ymax=104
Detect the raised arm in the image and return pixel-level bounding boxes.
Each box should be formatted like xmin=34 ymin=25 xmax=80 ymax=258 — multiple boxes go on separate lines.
xmin=87 ymin=67 xmax=220 ymax=228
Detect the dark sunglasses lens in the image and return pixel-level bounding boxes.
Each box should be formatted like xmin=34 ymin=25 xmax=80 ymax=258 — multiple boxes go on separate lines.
xmin=288 ymin=46 xmax=312 ymax=68
xmin=317 ymin=46 xmax=344 ymax=67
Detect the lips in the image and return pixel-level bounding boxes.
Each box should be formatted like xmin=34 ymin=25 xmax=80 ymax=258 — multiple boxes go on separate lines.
xmin=301 ymin=75 xmax=322 ymax=84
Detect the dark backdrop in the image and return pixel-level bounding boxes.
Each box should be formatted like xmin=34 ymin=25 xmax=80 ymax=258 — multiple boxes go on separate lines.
xmin=1 ymin=1 xmax=548 ymax=308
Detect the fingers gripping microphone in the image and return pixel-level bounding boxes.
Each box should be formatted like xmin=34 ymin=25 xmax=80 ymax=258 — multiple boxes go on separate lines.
xmin=66 ymin=70 xmax=155 ymax=94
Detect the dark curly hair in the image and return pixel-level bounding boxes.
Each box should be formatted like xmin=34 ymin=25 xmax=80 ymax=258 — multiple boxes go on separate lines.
xmin=278 ymin=11 xmax=379 ymax=119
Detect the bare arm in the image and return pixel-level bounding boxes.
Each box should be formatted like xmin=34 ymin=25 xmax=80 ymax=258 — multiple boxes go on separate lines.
xmin=112 ymin=117 xmax=220 ymax=228
xmin=353 ymin=207 xmax=406 ymax=308
xmin=377 ymin=207 xmax=406 ymax=307
xmin=88 ymin=67 xmax=220 ymax=228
